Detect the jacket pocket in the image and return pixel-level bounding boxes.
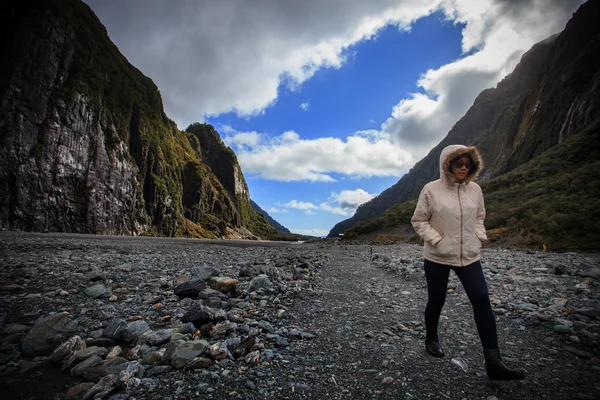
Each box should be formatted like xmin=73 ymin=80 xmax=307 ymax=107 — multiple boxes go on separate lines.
xmin=434 ymin=235 xmax=453 ymax=257
xmin=465 ymin=236 xmax=482 ymax=258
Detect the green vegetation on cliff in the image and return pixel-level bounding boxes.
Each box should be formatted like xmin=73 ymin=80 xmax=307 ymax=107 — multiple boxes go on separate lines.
xmin=1 ymin=0 xmax=285 ymax=239
xmin=481 ymin=124 xmax=600 ymax=250
xmin=332 ymin=0 xmax=600 ymax=250
xmin=343 ymin=124 xmax=600 ymax=250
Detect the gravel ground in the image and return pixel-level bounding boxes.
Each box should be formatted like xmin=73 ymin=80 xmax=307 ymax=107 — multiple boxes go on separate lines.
xmin=0 ymin=232 xmax=599 ymax=400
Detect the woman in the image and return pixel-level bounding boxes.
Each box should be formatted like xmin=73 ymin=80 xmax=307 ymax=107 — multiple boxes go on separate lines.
xmin=411 ymin=144 xmax=525 ymax=380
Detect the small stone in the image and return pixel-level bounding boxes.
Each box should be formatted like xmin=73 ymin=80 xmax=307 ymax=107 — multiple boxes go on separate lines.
xmin=564 ymin=346 xmax=594 ymax=359
xmin=146 ymin=329 xmax=173 ymax=346
xmin=259 ymin=320 xmax=275 ymax=333
xmin=21 ymin=312 xmax=74 ymax=357
xmin=85 ymin=270 xmax=104 ymax=282
xmin=245 ymin=350 xmax=260 ymax=364
xmin=190 ymin=357 xmax=213 ymax=369
xmin=70 ymin=355 xmax=103 ymax=377
xmin=554 ymin=325 xmax=572 ymax=334
xmin=210 ymin=277 xmax=238 ymax=293
xmin=122 ymin=320 xmax=150 ymax=344
xmin=292 ymin=383 xmax=312 ymax=394
xmin=190 ymin=265 xmax=219 ymax=281
xmin=172 ymin=340 xmax=209 ymax=369
xmin=518 ymin=303 xmax=538 ymax=312
xmin=82 ymin=374 xmax=119 ymax=400
xmin=382 ymin=376 xmax=394 ymax=384
xmin=451 ymin=358 xmax=468 ymax=373
xmin=49 ymin=335 xmax=86 ymax=364
xmin=174 ymin=279 xmax=206 ymax=298
xmin=575 ymin=307 xmax=600 ymax=318
xmin=536 ymin=312 xmax=551 ymax=322
xmin=181 ymin=305 xmax=216 ymax=327
xmin=118 ymin=361 xmax=145 ymax=386
xmin=65 ymin=382 xmax=95 ymax=400
xmin=103 ymin=318 xmax=127 ymax=341
xmin=84 ymin=284 xmax=108 ymax=298
xmin=248 ymin=275 xmax=274 ymax=293
xmin=106 ymin=346 xmax=122 ymax=360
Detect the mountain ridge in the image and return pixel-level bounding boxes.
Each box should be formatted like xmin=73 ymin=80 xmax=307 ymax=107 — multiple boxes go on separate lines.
xmin=0 ymin=0 xmax=289 ymax=239
xmin=329 ymin=0 xmax=600 ymax=249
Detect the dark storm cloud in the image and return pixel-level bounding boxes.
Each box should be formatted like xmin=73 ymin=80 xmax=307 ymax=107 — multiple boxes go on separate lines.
xmin=83 ymin=0 xmax=414 ymax=128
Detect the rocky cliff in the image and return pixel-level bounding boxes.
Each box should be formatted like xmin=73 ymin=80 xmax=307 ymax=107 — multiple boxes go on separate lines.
xmin=329 ymin=0 xmax=600 ymax=247
xmin=0 ymin=0 xmax=277 ymax=238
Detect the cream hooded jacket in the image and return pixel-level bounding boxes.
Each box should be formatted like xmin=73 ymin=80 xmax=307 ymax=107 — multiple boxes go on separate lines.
xmin=411 ymin=145 xmax=487 ymax=267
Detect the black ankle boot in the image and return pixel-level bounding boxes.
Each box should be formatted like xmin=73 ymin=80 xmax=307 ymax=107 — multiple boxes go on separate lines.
xmin=425 ymin=339 xmax=445 ymax=358
xmin=483 ymin=349 xmax=525 ymax=380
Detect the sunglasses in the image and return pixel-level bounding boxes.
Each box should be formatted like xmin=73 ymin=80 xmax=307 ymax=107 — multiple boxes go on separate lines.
xmin=453 ymin=161 xmax=472 ymax=169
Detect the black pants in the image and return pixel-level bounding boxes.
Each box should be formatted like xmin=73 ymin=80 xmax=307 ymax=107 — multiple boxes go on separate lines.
xmin=424 ymin=259 xmax=498 ymax=350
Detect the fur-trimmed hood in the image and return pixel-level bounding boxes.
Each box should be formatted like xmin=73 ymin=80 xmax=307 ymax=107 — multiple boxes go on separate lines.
xmin=439 ymin=145 xmax=484 ymax=185
xmin=412 ymin=144 xmax=488 ymax=267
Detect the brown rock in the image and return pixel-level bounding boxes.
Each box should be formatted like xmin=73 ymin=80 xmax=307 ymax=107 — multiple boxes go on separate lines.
xmin=210 ymin=277 xmax=238 ymax=293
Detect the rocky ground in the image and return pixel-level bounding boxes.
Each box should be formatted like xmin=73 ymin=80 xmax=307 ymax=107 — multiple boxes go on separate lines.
xmin=0 ymin=232 xmax=599 ymax=400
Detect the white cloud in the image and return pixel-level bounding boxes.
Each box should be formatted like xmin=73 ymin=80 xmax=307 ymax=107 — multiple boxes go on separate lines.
xmin=84 ymin=0 xmax=584 ymax=170
xmin=280 ymin=200 xmax=318 ymax=210
xmin=224 ymin=128 xmax=412 ymax=182
xmin=291 ymin=228 xmax=329 ymax=237
xmin=275 ymin=199 xmax=354 ymax=217
xmin=318 ymin=203 xmax=350 ymax=216
xmin=300 ymin=102 xmax=310 ymax=111
xmin=331 ymin=189 xmax=375 ymax=209
xmin=84 ymin=0 xmax=440 ymax=128
xmin=381 ymin=0 xmax=585 ymax=158
xmin=225 ymin=131 xmax=262 ymax=150
xmin=266 ymin=207 xmax=288 ymax=214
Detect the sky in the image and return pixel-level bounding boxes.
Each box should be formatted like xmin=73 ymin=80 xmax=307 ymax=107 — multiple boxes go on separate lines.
xmin=84 ymin=0 xmax=584 ymax=237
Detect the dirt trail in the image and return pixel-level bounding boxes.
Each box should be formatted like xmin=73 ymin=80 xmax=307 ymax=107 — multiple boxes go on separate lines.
xmin=281 ymin=244 xmax=595 ymax=400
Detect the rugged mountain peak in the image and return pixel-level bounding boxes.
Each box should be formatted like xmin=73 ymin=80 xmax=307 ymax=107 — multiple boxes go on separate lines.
xmin=0 ymin=0 xmax=280 ymax=239
xmin=185 ymin=123 xmax=249 ymax=202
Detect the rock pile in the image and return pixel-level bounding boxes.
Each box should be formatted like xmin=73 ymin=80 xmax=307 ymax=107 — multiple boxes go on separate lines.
xmin=0 ymin=233 xmax=323 ymax=399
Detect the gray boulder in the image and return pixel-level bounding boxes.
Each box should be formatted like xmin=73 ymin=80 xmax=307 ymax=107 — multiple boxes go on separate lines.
xmin=21 ymin=312 xmax=75 ymax=356
xmin=171 ymin=340 xmax=209 ymax=369
xmin=173 ymin=279 xmax=206 ymax=298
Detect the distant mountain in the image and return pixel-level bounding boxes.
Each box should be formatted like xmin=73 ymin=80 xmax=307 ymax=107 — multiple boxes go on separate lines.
xmin=330 ymin=0 xmax=600 ymax=249
xmin=250 ymin=200 xmax=291 ymax=234
xmin=0 ymin=0 xmax=279 ymax=239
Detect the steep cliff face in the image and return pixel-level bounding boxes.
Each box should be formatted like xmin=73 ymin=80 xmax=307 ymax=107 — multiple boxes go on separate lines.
xmin=185 ymin=123 xmax=250 ymax=227
xmin=329 ymin=0 xmax=600 ymax=240
xmin=0 ymin=1 xmax=144 ymax=234
xmin=0 ymin=0 xmax=275 ymax=238
xmin=489 ymin=2 xmax=600 ymax=176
